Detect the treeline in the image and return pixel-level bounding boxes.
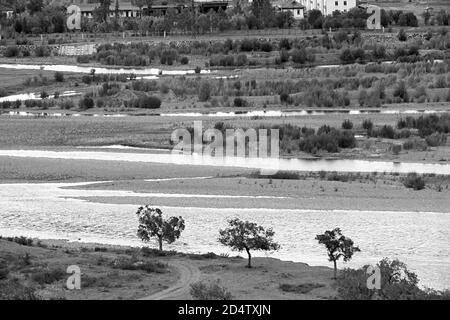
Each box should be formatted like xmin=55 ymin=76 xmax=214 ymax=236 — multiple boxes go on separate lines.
xmin=1 ymin=0 xmax=442 ymax=37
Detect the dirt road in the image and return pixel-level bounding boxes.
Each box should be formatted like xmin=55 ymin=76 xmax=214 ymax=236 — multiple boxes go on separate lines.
xmin=140 ymin=261 xmax=201 ymax=300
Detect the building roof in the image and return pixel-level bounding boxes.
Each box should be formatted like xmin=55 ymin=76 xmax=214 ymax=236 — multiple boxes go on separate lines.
xmin=274 ymin=1 xmax=305 ymax=10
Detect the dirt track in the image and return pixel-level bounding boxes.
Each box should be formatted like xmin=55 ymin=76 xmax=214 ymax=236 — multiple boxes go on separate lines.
xmin=140 ymin=261 xmax=201 ymax=300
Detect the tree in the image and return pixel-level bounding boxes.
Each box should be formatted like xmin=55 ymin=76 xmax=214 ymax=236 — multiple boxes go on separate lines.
xmin=308 ymin=9 xmax=323 ymax=29
xmin=136 ymin=206 xmax=185 ymax=251
xmin=27 ymin=0 xmax=43 ymax=15
xmin=132 ymin=0 xmax=146 ymax=17
xmin=251 ymin=0 xmax=275 ymax=29
xmin=397 ymin=28 xmax=407 ymax=41
xmin=218 ymin=218 xmax=280 ymax=268
xmin=315 ymin=228 xmax=360 ymax=279
xmin=94 ymin=0 xmax=111 ymax=23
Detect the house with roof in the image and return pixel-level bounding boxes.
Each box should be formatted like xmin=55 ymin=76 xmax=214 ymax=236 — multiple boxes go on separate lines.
xmin=0 ymin=3 xmax=14 ymax=18
xmin=274 ymin=1 xmax=306 ymax=19
xmin=77 ymin=1 xmax=231 ymax=19
xmin=79 ymin=2 xmax=142 ymax=19
xmin=298 ymin=0 xmax=357 ymax=16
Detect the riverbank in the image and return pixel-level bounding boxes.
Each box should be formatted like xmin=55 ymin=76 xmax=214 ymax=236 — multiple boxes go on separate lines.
xmin=0 ymin=237 xmax=337 ymax=300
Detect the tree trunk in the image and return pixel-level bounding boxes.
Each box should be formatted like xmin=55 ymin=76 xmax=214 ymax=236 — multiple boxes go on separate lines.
xmin=158 ymin=237 xmax=163 ymax=251
xmin=246 ymin=248 xmax=252 ymax=268
xmin=333 ymin=260 xmax=337 ymax=279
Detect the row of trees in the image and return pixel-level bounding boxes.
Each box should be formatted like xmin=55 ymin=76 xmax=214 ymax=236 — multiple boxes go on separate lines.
xmin=136 ymin=205 xmax=359 ymax=278
xmin=1 ymin=0 xmax=437 ymax=36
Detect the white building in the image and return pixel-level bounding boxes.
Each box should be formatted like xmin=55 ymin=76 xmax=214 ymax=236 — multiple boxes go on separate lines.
xmin=275 ymin=1 xmax=305 ymax=19
xmin=298 ymin=0 xmax=357 ymax=16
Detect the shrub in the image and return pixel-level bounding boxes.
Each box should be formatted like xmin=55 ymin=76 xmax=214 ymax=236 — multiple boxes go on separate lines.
xmin=342 ymin=119 xmax=354 ymax=130
xmin=336 ymin=258 xmax=450 ymax=300
xmin=111 ymin=257 xmax=167 ymax=273
xmin=77 ymin=55 xmax=91 ymax=63
xmin=233 ymin=97 xmax=247 ymax=107
xmin=279 ymin=283 xmax=325 ymax=294
xmin=34 ymin=46 xmax=51 ymax=57
xmin=425 ymin=133 xmax=447 ymax=147
xmin=31 ymin=268 xmax=65 ymax=285
xmin=4 ymin=45 xmax=19 ymax=57
xmin=180 ymin=56 xmax=189 ymax=65
xmin=235 ymin=53 xmax=248 ymax=66
xmin=279 ymin=38 xmax=291 ymax=50
xmin=54 ymin=72 xmax=65 ymax=82
xmin=190 ymin=281 xmax=233 ymax=300
xmin=78 ymin=95 xmax=95 ymax=110
xmin=280 ymin=92 xmax=291 ymax=104
xmin=398 ymin=29 xmax=407 ymax=41
xmin=138 ymin=96 xmax=162 ymax=109
xmin=403 ymin=173 xmax=425 ymax=190
xmin=291 ymin=48 xmax=307 ymax=64
xmin=393 ymin=81 xmax=408 ymax=102
xmin=0 ymin=279 xmax=40 ymax=300
xmin=199 ymin=82 xmax=211 ymax=102
xmin=279 ymin=49 xmax=290 ymax=63
xmin=362 ymin=119 xmax=373 ymax=132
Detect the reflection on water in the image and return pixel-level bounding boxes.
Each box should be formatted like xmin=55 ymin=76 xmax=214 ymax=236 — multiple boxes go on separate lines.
xmin=0 ymin=63 xmax=211 ymax=76
xmin=1 ymin=149 xmax=450 ymax=175
xmin=161 ymin=109 xmax=447 ymax=118
xmin=0 ymin=182 xmax=448 ymax=289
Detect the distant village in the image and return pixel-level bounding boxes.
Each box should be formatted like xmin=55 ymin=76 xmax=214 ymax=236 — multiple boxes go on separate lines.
xmin=1 ymin=0 xmax=361 ymax=21
xmin=0 ymin=0 xmax=445 ymax=36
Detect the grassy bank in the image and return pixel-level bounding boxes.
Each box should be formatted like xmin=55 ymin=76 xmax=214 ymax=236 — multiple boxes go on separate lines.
xmin=0 ymin=237 xmax=336 ymax=300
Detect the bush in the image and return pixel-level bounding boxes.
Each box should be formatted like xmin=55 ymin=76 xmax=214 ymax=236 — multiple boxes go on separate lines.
xmin=77 ymin=56 xmax=91 ymax=63
xmin=111 ymin=257 xmax=167 ymax=273
xmin=180 ymin=56 xmax=189 ymax=65
xmin=233 ymin=97 xmax=247 ymax=107
xmin=336 ymin=258 xmax=450 ymax=300
xmin=4 ymin=45 xmax=19 ymax=57
xmin=280 ymin=92 xmax=292 ymax=104
xmin=362 ymin=119 xmax=373 ymax=132
xmin=403 ymin=173 xmax=425 ymax=190
xmin=54 ymin=72 xmax=64 ymax=82
xmin=198 ymin=82 xmax=211 ymax=102
xmin=398 ymin=29 xmax=407 ymax=41
xmin=291 ymin=48 xmax=307 ymax=64
xmin=342 ymin=119 xmax=354 ymax=130
xmin=279 ymin=283 xmax=325 ymax=294
xmin=425 ymin=132 xmax=447 ymax=147
xmin=0 ymin=279 xmax=40 ymax=300
xmin=34 ymin=46 xmax=51 ymax=57
xmin=78 ymin=95 xmax=95 ymax=110
xmin=190 ymin=281 xmax=233 ymax=300
xmin=31 ymin=268 xmax=65 ymax=285
xmin=393 ymin=81 xmax=408 ymax=102
xmin=138 ymin=96 xmax=161 ymax=109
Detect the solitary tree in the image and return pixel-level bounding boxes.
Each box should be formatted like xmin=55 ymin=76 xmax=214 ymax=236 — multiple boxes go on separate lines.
xmin=136 ymin=206 xmax=185 ymax=251
xmin=315 ymin=228 xmax=360 ymax=279
xmin=218 ymin=218 xmax=280 ymax=268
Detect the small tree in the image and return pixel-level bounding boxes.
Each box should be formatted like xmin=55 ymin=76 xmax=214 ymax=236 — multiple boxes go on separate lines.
xmin=315 ymin=228 xmax=360 ymax=279
xmin=136 ymin=206 xmax=185 ymax=251
xmin=218 ymin=218 xmax=280 ymax=268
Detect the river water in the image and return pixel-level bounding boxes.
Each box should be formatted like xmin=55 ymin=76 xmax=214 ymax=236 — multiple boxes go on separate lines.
xmin=0 ymin=182 xmax=448 ymax=290
xmin=0 ymin=149 xmax=449 ymax=175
